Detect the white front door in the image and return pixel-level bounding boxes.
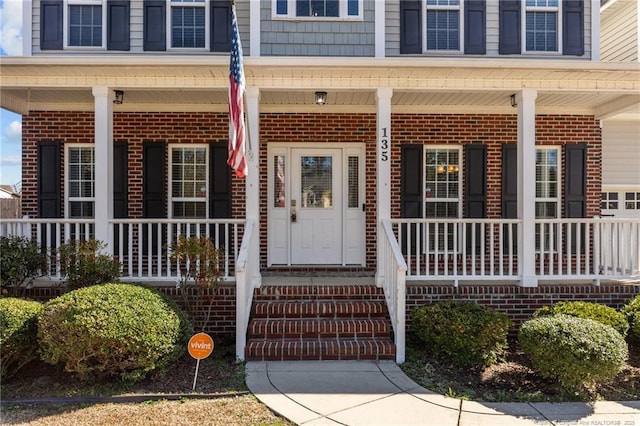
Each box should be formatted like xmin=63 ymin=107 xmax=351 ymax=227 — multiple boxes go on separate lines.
xmin=290 ymin=149 xmax=342 ymax=264
xmin=267 ymin=144 xmax=365 ymax=266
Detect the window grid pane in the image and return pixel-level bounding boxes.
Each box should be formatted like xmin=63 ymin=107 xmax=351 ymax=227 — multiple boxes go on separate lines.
xmin=172 ymin=6 xmax=205 ymax=48
xmin=171 ymin=147 xmax=207 ymax=218
xmin=69 ymin=5 xmax=102 ymax=47
xmin=426 ymin=10 xmax=459 ymax=50
xmin=526 ymin=11 xmax=557 ymax=51
xmin=625 ymin=192 xmax=640 ymax=210
xmin=296 ymin=0 xmax=339 ymax=17
xmin=601 ymin=192 xmax=619 ymax=210
xmin=68 ymin=146 xmax=95 ymax=218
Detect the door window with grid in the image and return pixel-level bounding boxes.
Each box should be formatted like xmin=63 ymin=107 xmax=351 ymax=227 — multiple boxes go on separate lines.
xmin=170 ymin=146 xmax=208 ymax=218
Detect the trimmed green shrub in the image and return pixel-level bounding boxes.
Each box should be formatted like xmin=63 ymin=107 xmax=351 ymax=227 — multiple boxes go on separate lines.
xmin=519 ymin=315 xmax=628 ymax=391
xmin=0 ymin=298 xmax=43 ymax=379
xmin=0 ymin=236 xmax=47 ymax=297
xmin=621 ymin=295 xmax=640 ymax=343
xmin=411 ymin=301 xmax=512 ymax=368
xmin=38 ymin=283 xmax=190 ymax=382
xmin=59 ymin=239 xmax=121 ymax=290
xmin=533 ymin=301 xmax=629 ymax=337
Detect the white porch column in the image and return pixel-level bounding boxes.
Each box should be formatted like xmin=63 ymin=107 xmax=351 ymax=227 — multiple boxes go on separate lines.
xmin=92 ymin=86 xmax=114 ymax=253
xmin=516 ymin=89 xmax=538 ymax=287
xmin=245 ymin=86 xmax=261 ymax=287
xmin=376 ymin=87 xmax=393 ymax=286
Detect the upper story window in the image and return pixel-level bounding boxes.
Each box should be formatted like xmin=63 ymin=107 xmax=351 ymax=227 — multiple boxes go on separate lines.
xmin=425 ymin=0 xmax=461 ymax=51
xmin=169 ymin=0 xmax=208 ymax=49
xmin=274 ymin=0 xmax=361 ymax=19
xmin=66 ymin=145 xmax=95 ymax=218
xmin=65 ymin=0 xmax=106 ymax=48
xmin=524 ymin=0 xmax=560 ymax=52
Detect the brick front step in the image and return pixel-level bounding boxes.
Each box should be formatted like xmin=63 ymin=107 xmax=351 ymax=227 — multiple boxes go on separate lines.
xmin=245 ymin=284 xmax=396 ymax=362
xmin=248 ymin=318 xmax=391 ymax=339
xmin=251 ymin=300 xmax=388 ymax=319
xmin=245 ymin=338 xmax=396 ymax=361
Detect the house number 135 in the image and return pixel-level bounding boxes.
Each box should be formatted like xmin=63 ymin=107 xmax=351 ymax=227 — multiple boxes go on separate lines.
xmin=380 ymin=127 xmax=389 ymax=161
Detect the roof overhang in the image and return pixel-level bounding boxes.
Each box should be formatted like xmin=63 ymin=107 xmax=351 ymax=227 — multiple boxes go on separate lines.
xmin=1 ymin=56 xmax=639 ymax=119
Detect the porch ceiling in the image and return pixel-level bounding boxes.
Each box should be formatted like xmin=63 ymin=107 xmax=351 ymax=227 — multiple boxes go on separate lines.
xmin=1 ymin=56 xmax=638 ymax=119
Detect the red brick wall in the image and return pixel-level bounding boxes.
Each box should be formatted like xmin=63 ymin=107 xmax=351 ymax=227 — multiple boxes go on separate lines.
xmin=390 ymin=114 xmax=602 ymax=219
xmin=22 ymin=282 xmax=639 ymax=337
xmin=22 ymin=112 xmax=602 ymax=269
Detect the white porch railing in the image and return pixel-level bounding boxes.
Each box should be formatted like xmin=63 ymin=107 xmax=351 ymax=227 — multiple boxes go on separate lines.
xmin=380 ymin=219 xmax=408 ymax=364
xmin=389 ymin=217 xmax=640 ymax=282
xmin=109 ymin=219 xmax=245 ymax=281
xmin=0 ymin=218 xmax=95 ymax=280
xmin=235 ymin=219 xmax=260 ymax=361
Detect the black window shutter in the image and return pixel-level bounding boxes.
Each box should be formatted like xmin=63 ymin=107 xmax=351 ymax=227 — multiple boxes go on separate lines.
xmin=400 ymin=0 xmax=422 ymax=54
xmin=40 ymin=0 xmax=63 ymax=50
xmin=464 ymin=143 xmax=487 ymax=218
xmin=113 ymin=141 xmax=128 ymax=218
xmin=143 ymin=142 xmax=166 ymax=218
xmin=564 ymin=143 xmax=587 ymax=218
xmin=562 ymin=0 xmax=584 ymax=56
xmin=464 ymin=0 xmax=486 ymax=54
xmin=401 ymin=144 xmax=423 ymax=218
xmin=211 ymin=0 xmax=231 ymax=52
xmin=107 ymin=0 xmax=130 ymax=51
xmin=501 ymin=144 xmax=517 ymax=219
xmin=113 ymin=141 xmax=128 ymax=256
xmin=209 ymin=142 xmax=232 ymax=218
xmin=499 ymin=0 xmax=521 ymax=54
xmin=38 ymin=141 xmax=61 ymax=218
xmin=143 ymin=0 xmax=166 ymax=51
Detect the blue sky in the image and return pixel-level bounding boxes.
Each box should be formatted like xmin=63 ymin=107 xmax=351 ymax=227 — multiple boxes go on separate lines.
xmin=0 ymin=0 xmax=23 ymax=188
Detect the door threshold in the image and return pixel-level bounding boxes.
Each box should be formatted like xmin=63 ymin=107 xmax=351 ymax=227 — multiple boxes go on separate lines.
xmin=261 ymin=276 xmax=375 ymax=286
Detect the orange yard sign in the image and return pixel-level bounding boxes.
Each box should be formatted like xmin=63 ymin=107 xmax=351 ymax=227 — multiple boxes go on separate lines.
xmin=188 ymin=333 xmax=214 ymax=360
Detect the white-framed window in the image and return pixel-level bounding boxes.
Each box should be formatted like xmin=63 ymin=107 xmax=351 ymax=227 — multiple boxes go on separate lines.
xmin=523 ymin=0 xmax=561 ymax=53
xmin=64 ymin=0 xmax=107 ymax=49
xmin=169 ymin=145 xmax=208 ymax=218
xmin=535 ymin=146 xmax=560 ymax=252
xmin=535 ymin=147 xmax=560 ymax=219
xmin=168 ymin=0 xmax=209 ymax=49
xmin=273 ymin=0 xmax=361 ymax=19
xmin=65 ymin=145 xmax=95 ymax=218
xmin=424 ymin=146 xmax=461 ymax=251
xmin=424 ymin=0 xmax=462 ymax=52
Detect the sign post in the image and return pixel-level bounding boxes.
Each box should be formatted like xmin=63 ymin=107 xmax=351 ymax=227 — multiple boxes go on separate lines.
xmin=188 ymin=332 xmax=214 ymax=391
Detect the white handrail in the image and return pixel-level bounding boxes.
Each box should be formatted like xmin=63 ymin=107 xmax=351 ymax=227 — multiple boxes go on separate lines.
xmin=381 ymin=219 xmax=408 ymax=364
xmin=235 ymin=219 xmax=257 ymax=361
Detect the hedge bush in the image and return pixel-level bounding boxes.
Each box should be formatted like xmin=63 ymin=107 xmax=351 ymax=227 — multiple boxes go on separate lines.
xmin=411 ymin=301 xmax=512 ymax=368
xmin=0 ymin=298 xmax=43 ymax=379
xmin=621 ymin=296 xmax=640 ymax=343
xmin=0 ymin=236 xmax=46 ymax=297
xmin=38 ymin=283 xmax=191 ymax=382
xmin=519 ymin=315 xmax=628 ymax=391
xmin=533 ymin=301 xmax=629 ymax=337
xmin=59 ymin=239 xmax=121 ymax=290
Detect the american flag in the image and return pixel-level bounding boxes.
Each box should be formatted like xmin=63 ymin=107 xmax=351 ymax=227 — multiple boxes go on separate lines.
xmin=228 ymin=4 xmax=247 ymax=178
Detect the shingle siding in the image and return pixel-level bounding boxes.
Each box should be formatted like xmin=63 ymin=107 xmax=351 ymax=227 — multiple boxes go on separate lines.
xmin=260 ymin=0 xmax=375 ymax=56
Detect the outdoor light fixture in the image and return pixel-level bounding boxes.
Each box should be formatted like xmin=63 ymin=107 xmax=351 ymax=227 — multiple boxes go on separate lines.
xmin=510 ymin=94 xmax=517 ymax=108
xmin=315 ymin=91 xmax=327 ymax=105
xmin=113 ymin=90 xmax=124 ymax=105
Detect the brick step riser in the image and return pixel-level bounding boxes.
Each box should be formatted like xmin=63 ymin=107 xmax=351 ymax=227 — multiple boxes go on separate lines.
xmin=248 ymin=319 xmax=391 ymax=339
xmin=254 ymin=286 xmax=385 ymax=301
xmin=245 ymin=340 xmax=396 ymax=362
xmin=251 ymin=301 xmax=388 ymax=319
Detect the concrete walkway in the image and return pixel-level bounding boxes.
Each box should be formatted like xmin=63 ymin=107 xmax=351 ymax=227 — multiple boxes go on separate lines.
xmin=246 ymin=361 xmax=640 ymax=426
